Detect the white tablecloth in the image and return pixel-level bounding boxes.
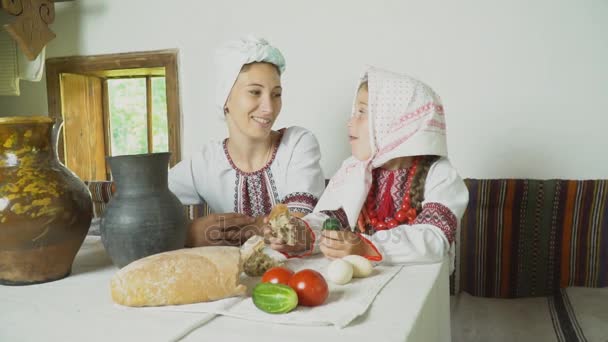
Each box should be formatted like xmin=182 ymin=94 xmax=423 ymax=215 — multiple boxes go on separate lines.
xmin=0 ymin=236 xmax=451 ymax=342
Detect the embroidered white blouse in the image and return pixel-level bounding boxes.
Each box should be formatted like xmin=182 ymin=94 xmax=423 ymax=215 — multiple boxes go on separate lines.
xmin=168 ymin=126 xmax=325 ymax=216
xmin=302 ymin=158 xmax=468 ymax=271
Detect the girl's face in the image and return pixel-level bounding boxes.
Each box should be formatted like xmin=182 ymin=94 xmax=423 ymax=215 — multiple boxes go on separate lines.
xmin=348 ymin=86 xmax=372 ymax=161
xmin=225 ymin=62 xmax=282 ymax=140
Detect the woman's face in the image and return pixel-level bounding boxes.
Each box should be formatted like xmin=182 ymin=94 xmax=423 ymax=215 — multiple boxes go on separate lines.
xmin=348 ymin=86 xmax=372 ymax=161
xmin=225 ymin=62 xmax=282 ymax=140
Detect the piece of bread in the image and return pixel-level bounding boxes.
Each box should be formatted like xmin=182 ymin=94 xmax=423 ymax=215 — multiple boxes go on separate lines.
xmin=268 ymin=204 xmax=296 ymax=246
xmin=111 ymin=246 xmax=247 ymax=307
xmin=240 ymin=235 xmax=282 ymax=276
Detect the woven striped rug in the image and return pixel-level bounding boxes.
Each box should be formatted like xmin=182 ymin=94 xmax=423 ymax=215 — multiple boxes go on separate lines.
xmin=456 ymin=179 xmax=607 ymax=298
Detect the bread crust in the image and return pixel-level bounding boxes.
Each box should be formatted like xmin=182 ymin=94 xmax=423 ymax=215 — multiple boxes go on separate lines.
xmin=110 ymin=246 xmax=247 ymax=307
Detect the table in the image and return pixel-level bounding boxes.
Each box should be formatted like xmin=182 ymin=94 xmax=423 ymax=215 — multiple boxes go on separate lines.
xmin=0 ymin=236 xmax=451 ymax=342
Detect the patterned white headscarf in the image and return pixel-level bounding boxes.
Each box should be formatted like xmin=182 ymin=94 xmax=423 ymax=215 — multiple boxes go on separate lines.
xmin=315 ymin=66 xmax=449 ymax=227
xmin=214 ymin=34 xmax=286 ymax=119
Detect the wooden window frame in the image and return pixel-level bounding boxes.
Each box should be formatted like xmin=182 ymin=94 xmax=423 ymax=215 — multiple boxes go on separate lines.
xmin=45 ymin=49 xmax=181 ymax=166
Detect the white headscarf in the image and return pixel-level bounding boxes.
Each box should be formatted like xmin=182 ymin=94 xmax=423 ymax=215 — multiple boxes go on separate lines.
xmin=314 ymin=66 xmax=449 ymax=227
xmin=214 ymin=34 xmax=286 ymax=119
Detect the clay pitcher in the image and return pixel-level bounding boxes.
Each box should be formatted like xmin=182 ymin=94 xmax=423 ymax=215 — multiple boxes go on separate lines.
xmin=100 ymin=153 xmax=187 ymax=268
xmin=0 ymin=116 xmax=93 ymax=285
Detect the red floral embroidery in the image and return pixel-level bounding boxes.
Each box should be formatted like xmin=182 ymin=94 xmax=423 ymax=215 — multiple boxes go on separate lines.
xmin=413 ymin=202 xmax=457 ymax=243
xmin=235 ymin=171 xmax=279 ymax=216
xmin=223 ymin=129 xmax=317 ymax=217
xmin=374 ymin=168 xmax=409 ymax=210
xmin=283 ymin=192 xmax=317 ymax=214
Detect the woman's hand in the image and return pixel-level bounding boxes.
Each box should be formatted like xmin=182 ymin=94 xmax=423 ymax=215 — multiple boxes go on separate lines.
xmin=185 ymin=213 xmax=256 ymax=247
xmin=320 ymin=230 xmax=369 ymax=259
xmin=263 ymin=217 xmax=313 ymax=255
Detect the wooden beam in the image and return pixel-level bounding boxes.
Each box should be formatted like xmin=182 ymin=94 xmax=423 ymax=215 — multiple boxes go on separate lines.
xmin=164 ymin=54 xmax=181 ymax=166
xmin=45 ymin=50 xmax=179 ymax=74
xmin=146 ymin=76 xmax=153 ymax=153
xmin=101 ymin=79 xmax=111 ymax=179
xmin=85 ymin=67 xmax=166 ymax=79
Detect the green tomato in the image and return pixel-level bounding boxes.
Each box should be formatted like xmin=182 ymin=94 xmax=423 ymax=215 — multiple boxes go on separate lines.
xmin=252 ymin=283 xmax=298 ymax=314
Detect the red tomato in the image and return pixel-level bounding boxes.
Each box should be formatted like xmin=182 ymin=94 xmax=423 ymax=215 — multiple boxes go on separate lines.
xmin=288 ymin=269 xmax=329 ymax=307
xmin=261 ymin=267 xmax=294 ymax=285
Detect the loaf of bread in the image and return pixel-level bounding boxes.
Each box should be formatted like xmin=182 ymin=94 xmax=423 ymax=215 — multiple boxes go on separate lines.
xmin=110 ymin=246 xmax=247 ymax=307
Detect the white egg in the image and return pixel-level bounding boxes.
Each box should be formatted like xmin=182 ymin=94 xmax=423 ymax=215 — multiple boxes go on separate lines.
xmin=342 ymin=255 xmax=373 ymax=278
xmin=327 ymin=259 xmax=353 ymax=285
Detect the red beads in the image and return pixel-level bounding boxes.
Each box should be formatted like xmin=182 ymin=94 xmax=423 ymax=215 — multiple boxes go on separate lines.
xmin=406 ymin=208 xmax=417 ymax=222
xmin=395 ymin=209 xmax=408 ymax=223
xmin=364 ymin=157 xmax=420 ymax=230
xmin=387 ymin=219 xmax=399 ymax=228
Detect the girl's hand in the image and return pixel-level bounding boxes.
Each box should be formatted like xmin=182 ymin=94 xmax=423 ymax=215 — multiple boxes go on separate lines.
xmin=320 ymin=230 xmax=368 ymax=259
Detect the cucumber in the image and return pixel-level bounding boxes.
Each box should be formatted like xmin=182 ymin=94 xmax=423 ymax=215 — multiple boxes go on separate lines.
xmin=322 ymin=218 xmax=342 ymax=231
xmin=252 ymin=283 xmax=298 ymax=314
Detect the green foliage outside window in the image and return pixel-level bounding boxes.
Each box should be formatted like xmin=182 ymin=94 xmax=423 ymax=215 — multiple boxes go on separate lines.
xmin=107 ymin=77 xmax=168 ymax=156
xmin=151 ymin=77 xmax=168 ymax=153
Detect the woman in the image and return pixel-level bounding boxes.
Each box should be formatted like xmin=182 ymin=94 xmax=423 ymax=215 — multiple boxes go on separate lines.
xmin=169 ymin=35 xmax=325 ymax=247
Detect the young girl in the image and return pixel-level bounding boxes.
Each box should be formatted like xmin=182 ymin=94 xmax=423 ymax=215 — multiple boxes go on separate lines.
xmin=266 ymin=66 xmax=468 ymax=270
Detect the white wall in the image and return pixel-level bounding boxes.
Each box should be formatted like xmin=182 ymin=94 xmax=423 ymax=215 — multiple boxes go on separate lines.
xmin=1 ymin=0 xmax=607 ymax=179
